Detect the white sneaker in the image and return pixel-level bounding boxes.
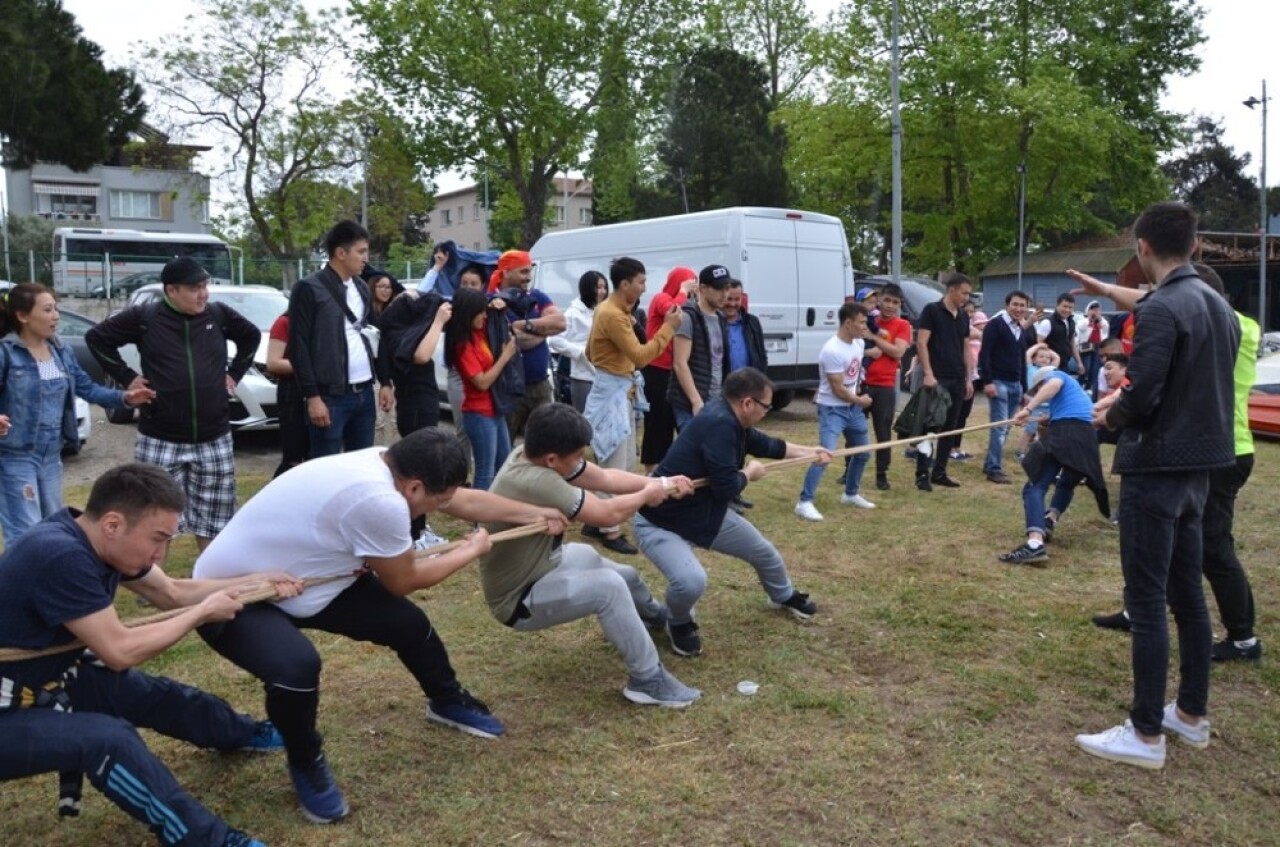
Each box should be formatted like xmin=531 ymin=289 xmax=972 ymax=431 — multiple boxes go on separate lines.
xmin=794 ymin=501 xmax=824 ymax=522
xmin=1075 ymin=720 xmax=1166 ymax=770
xmin=413 ymin=526 xmax=447 ymax=552
xmin=840 ymin=493 xmax=877 ymax=509
xmin=1162 ymin=703 xmax=1210 ymax=749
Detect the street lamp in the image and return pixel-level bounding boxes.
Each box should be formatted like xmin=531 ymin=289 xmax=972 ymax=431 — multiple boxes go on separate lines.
xmin=1244 ymin=80 xmax=1268 ymax=332
xmin=359 ymin=123 xmax=381 ymax=229
xmin=890 ymin=0 xmax=902 ymax=284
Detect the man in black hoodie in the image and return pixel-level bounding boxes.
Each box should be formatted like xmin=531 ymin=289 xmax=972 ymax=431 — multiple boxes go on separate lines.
xmin=86 ymin=257 xmax=260 ymax=551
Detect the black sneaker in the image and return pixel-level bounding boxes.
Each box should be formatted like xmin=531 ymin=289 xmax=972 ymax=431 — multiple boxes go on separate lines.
xmin=770 ymin=590 xmax=817 ymax=620
xmin=876 ymin=474 xmax=890 ymax=491
xmin=733 ymin=495 xmax=754 ymax=510
xmin=288 ymin=753 xmax=348 ymax=824
xmin=222 ymin=831 xmax=266 ymax=847
xmin=667 ymin=621 xmax=702 ymax=657
xmin=915 ymin=474 xmax=932 ymax=492
xmin=1211 ymin=638 xmax=1262 ymax=662
xmin=998 ymin=542 xmax=1048 ymax=566
xmin=930 ymin=474 xmax=961 ymax=488
xmin=639 ymin=605 xmax=669 ymax=631
xmin=582 ymin=525 xmax=605 ymax=540
xmin=1043 ymin=512 xmax=1057 ymax=543
xmin=600 ymin=534 xmax=639 ymax=556
xmin=1092 ymin=610 xmax=1131 ymax=631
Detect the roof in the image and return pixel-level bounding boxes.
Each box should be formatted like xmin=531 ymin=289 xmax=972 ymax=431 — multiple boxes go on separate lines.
xmin=982 ymin=246 xmax=1136 ymax=277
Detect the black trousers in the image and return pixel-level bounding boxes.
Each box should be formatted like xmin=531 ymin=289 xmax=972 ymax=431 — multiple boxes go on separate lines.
xmin=864 ymin=384 xmax=897 ymax=476
xmin=395 ymin=383 xmax=441 ymax=437
xmin=0 ymin=663 xmax=256 ymax=845
xmin=916 ymin=377 xmax=966 ymax=478
xmin=640 ymin=365 xmax=677 ymax=467
xmin=1203 ymin=453 xmax=1256 ymax=641
xmin=199 ymin=574 xmax=463 ymax=768
xmin=273 ymin=378 xmax=310 ymax=479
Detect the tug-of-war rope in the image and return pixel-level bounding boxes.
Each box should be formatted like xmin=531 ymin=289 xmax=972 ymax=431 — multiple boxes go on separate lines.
xmin=0 ymin=418 xmax=1015 ymax=663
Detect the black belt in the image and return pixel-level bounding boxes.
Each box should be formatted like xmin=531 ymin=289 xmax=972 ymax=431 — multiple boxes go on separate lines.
xmin=346 ymin=380 xmax=374 ymax=393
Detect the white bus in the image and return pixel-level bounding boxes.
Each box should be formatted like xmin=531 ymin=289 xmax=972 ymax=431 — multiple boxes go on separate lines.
xmin=51 ymin=228 xmax=234 ymax=295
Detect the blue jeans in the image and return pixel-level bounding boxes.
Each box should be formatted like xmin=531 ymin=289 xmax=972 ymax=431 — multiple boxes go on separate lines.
xmin=463 ymin=411 xmax=511 ymax=491
xmin=308 ymin=385 xmax=376 ymax=458
xmin=1118 ymin=471 xmax=1212 ymax=735
xmin=983 ymin=380 xmax=1022 ymax=475
xmin=634 ymin=510 xmax=794 ymax=626
xmin=0 ymin=375 xmax=67 ymax=546
xmin=800 ymin=404 xmax=868 ymax=502
xmin=1020 ymin=455 xmax=1085 ymax=534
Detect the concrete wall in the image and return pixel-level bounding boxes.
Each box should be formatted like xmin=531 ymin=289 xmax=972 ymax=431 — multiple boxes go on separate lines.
xmin=5 ymin=163 xmax=211 ymax=233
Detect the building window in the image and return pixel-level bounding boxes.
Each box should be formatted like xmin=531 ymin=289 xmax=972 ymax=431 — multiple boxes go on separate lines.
xmin=110 ymin=190 xmax=163 ymax=220
xmin=578 ymin=207 xmax=593 ymax=224
xmin=442 ymin=208 xmax=452 ymax=226
xmin=458 ymin=205 xmax=465 ymax=222
xmin=473 ymin=202 xmax=480 ymax=220
xmin=554 ymin=204 xmax=566 ymax=223
xmin=36 ymin=193 xmax=98 ymax=218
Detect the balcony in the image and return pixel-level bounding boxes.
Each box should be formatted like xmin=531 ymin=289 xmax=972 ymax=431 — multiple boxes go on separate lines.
xmin=34 ymin=211 xmax=102 ymax=223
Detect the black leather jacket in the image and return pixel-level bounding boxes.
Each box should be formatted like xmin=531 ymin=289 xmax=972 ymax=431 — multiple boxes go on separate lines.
xmin=288 ymin=267 xmax=389 ymax=398
xmin=1105 ymin=265 xmax=1239 ymax=474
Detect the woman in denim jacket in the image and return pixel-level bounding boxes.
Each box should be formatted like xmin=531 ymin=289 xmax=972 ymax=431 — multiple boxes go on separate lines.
xmin=0 ymin=283 xmax=154 ymax=544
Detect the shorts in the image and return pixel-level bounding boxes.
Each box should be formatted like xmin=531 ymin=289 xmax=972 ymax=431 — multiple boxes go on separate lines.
xmin=135 ymin=432 xmax=237 ymax=538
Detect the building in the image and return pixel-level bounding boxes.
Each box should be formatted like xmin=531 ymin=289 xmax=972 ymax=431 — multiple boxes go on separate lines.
xmin=430 ymin=176 xmax=593 ymax=250
xmin=4 ymin=124 xmax=212 ymax=233
xmin=979 ymin=233 xmax=1144 ymax=313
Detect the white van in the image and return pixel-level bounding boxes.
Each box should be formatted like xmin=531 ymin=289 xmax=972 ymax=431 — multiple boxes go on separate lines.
xmin=529 ymin=207 xmax=855 ymax=407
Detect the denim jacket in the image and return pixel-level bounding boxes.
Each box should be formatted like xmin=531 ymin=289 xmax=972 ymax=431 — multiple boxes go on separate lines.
xmin=0 ymin=333 xmax=127 ymax=454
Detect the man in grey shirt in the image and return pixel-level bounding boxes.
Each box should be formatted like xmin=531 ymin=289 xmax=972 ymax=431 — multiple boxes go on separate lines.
xmin=667 ymin=264 xmax=731 ymax=430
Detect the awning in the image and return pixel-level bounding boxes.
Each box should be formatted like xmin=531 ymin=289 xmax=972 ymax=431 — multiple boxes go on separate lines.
xmin=33 ymin=183 xmax=100 ymax=196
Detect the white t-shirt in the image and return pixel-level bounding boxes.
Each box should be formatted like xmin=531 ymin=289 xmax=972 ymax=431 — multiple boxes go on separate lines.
xmin=193 ymin=448 xmax=411 ymax=617
xmin=814 ymin=335 xmax=864 ymax=407
xmin=343 ymin=278 xmax=374 ymax=384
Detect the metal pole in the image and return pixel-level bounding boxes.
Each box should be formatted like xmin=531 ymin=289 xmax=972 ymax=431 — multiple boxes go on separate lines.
xmin=29 ymin=249 xmax=36 ymax=286
xmin=1261 ymin=79 xmax=1269 ymax=333
xmin=890 ymin=0 xmax=902 ymax=284
xmin=1 ymin=192 xmax=11 ymax=281
xmin=1016 ymin=162 xmax=1027 ymax=291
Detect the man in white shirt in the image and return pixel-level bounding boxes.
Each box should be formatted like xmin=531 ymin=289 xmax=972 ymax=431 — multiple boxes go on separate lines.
xmin=193 ymin=427 xmax=569 ymax=824
xmin=794 ymin=301 xmax=877 ymax=521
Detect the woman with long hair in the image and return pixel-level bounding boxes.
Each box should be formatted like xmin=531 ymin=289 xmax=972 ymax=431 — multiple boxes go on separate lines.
xmin=549 ymin=270 xmax=607 ymax=411
xmin=0 ymin=283 xmax=154 ymax=543
xmin=444 ymin=287 xmax=517 ymax=490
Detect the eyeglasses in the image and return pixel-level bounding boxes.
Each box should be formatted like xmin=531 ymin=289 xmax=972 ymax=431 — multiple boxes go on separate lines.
xmin=749 ymin=396 xmax=773 ymax=412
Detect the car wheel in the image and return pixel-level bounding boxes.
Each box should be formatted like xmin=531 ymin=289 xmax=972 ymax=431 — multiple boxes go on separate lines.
xmin=105 ymin=379 xmax=137 ymax=424
xmin=771 ymin=390 xmax=794 ymax=412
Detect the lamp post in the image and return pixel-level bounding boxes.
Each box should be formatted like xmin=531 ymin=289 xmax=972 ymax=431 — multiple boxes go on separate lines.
xmin=1244 ymin=80 xmax=1268 ymax=332
xmin=359 ymin=123 xmax=380 ymax=229
xmin=1016 ymin=160 xmax=1027 ymax=291
xmin=890 ymin=0 xmax=902 ymax=284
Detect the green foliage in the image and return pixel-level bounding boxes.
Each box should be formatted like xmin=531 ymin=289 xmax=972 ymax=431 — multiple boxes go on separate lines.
xmin=0 ymin=0 xmax=146 ymax=170
xmin=701 ymin=0 xmax=823 ymax=107
xmin=786 ymin=0 xmax=1200 ymax=274
xmin=352 ymin=0 xmax=696 ymax=248
xmin=140 ymin=0 xmax=363 ymax=259
xmin=363 ymin=113 xmax=434 ymax=256
xmin=1163 ymin=116 xmax=1261 ymax=233
xmin=3 ymin=215 xmax=56 ymax=255
xmin=659 ymin=45 xmax=789 ymax=213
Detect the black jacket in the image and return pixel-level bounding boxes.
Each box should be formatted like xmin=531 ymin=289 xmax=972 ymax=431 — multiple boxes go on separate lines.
xmin=377 ymin=292 xmax=444 ymax=396
xmin=977 ymin=313 xmax=1033 ymax=389
xmin=737 ymin=312 xmax=769 ymax=372
xmin=1105 ymin=265 xmax=1239 ymax=474
xmin=86 ymin=299 xmax=260 ymax=443
xmin=288 ymin=266 xmax=389 ymax=398
xmin=641 ymin=397 xmax=786 ymax=547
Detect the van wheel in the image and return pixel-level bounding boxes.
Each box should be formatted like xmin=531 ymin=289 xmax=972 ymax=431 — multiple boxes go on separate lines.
xmin=771 ymin=390 xmax=794 ymax=412
xmin=106 ymin=379 xmax=137 ymax=424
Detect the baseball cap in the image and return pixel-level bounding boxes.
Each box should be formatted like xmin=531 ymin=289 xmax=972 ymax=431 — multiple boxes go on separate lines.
xmin=1031 ymin=365 xmax=1057 ymax=387
xmin=698 ymin=264 xmax=736 ymax=290
xmin=855 ymin=286 xmax=877 ymax=302
xmin=1087 ymin=300 xmax=1101 ymax=311
xmin=160 ymin=256 xmax=210 ymax=286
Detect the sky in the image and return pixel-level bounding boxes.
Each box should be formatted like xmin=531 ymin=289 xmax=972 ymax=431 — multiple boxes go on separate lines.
xmin=7 ymin=0 xmax=1277 ymax=214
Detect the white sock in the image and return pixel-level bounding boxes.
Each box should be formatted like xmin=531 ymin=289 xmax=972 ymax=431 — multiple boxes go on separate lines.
xmin=1027 ymin=539 xmax=1044 ymax=549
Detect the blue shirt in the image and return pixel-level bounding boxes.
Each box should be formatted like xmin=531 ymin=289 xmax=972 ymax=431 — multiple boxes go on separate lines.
xmin=497 ymin=288 xmax=554 ymax=385
xmin=1042 ymin=370 xmax=1094 ymax=423
xmin=0 ymin=509 xmax=123 ymax=689
xmin=725 ymin=317 xmax=750 ymax=372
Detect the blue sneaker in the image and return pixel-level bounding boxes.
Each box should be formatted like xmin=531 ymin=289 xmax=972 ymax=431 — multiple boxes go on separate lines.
xmin=223 ymin=830 xmax=267 ymax=847
xmin=426 ymin=691 xmax=506 ymax=739
xmin=288 ymin=753 xmax=348 ymax=824
xmin=239 ymin=720 xmax=284 ymax=753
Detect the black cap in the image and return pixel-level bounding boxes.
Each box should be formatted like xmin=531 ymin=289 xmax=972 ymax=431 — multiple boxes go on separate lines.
xmin=160 ymin=257 xmax=210 ymax=286
xmin=698 ymin=264 xmax=736 ymax=290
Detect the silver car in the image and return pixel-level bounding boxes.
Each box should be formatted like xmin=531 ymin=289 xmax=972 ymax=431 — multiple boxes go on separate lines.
xmin=115 ymin=284 xmax=289 ymax=431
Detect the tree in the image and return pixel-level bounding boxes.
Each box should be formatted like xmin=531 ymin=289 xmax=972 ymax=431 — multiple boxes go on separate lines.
xmin=659 ymin=46 xmax=789 ymax=213
xmin=353 ymin=0 xmax=695 ymax=248
xmin=140 ymin=0 xmax=362 ymax=261
xmin=703 ymin=0 xmax=822 ymax=108
xmin=1163 ymin=116 xmax=1260 ymax=233
xmin=0 ymin=0 xmax=146 ymax=170
xmin=783 ymin=0 xmax=1201 ymax=274
xmin=361 ymin=114 xmax=434 ymax=257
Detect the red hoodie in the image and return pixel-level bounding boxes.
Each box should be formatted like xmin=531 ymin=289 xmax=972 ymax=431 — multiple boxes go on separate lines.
xmin=646 ymin=266 xmax=696 ymax=370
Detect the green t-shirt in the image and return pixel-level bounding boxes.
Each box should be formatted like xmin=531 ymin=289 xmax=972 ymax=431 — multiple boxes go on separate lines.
xmin=479 ymin=448 xmax=586 ymax=623
xmin=1234 ymin=311 xmax=1260 ymax=457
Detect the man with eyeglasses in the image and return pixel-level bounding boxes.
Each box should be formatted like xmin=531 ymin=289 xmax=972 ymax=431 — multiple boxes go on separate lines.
xmin=634 ymin=367 xmax=831 ymax=657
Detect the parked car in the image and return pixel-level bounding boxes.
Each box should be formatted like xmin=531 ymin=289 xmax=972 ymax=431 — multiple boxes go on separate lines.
xmin=107 ymin=284 xmax=289 ymax=430
xmin=88 ymin=271 xmax=164 ymax=299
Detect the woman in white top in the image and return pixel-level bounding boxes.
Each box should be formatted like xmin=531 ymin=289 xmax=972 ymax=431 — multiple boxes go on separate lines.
xmin=549 ymin=270 xmax=608 ymax=412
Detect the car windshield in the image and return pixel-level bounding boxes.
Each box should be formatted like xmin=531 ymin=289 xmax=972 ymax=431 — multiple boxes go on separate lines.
xmin=209 ymin=291 xmax=287 ymax=331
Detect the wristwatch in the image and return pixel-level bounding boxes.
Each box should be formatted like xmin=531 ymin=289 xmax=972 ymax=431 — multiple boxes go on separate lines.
xmin=523 ymin=318 xmax=535 ymax=335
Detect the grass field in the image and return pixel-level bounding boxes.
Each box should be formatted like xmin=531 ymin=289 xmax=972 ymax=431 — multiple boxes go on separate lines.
xmin=6 ymin=405 xmax=1279 ymax=847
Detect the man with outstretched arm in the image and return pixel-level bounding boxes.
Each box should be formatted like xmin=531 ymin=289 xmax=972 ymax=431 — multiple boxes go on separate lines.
xmin=0 ymin=463 xmax=299 ymax=847
xmin=193 ymin=427 xmax=568 ymax=824
xmin=634 ymin=367 xmax=832 ymax=658
xmin=478 ymin=403 xmax=701 ymax=707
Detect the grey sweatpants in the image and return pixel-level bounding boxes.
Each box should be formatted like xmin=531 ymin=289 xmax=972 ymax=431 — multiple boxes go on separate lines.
xmin=513 ymin=543 xmax=664 ymax=677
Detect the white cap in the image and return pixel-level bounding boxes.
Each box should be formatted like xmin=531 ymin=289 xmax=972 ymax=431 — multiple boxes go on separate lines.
xmin=1032 ymin=366 xmax=1057 ymax=386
